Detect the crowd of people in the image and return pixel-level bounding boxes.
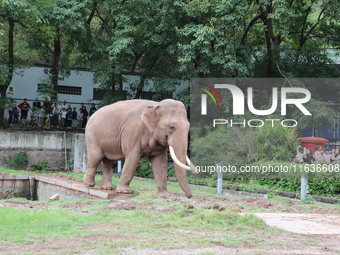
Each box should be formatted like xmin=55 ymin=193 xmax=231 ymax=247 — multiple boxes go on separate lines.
xmin=293 ymin=145 xmax=340 ymax=164
xmin=7 ymin=97 xmax=97 ymax=129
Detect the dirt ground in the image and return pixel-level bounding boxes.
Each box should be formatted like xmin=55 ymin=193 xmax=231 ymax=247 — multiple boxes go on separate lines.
xmin=1 ymin=191 xmax=340 ymax=255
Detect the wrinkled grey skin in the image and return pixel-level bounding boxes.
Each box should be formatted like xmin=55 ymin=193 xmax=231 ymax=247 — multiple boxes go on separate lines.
xmin=83 ymin=99 xmax=192 ymax=198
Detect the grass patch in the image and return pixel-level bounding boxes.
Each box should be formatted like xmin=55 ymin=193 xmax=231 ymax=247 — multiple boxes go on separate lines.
xmin=0 ymin=201 xmax=269 ymax=252
xmin=1 ymin=168 xmax=340 ymax=254
xmin=0 ymin=206 xmax=91 ymax=243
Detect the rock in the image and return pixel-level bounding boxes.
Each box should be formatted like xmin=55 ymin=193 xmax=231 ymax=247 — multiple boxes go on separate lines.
xmin=211 ymin=203 xmax=220 ymax=209
xmin=49 ymin=194 xmax=60 ymax=201
xmin=184 ymin=204 xmax=195 ymax=209
xmin=231 ymin=205 xmax=242 ymax=213
xmin=217 ymin=206 xmax=225 ymax=211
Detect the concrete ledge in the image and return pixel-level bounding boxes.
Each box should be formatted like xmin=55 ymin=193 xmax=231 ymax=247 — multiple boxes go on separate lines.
xmin=35 ymin=175 xmax=56 ymax=185
xmin=35 ymin=175 xmax=120 ymax=200
xmin=72 ymin=183 xmax=90 ymax=193
xmin=0 ymin=174 xmax=29 ymax=180
xmin=1 ymin=174 xmax=122 ymax=200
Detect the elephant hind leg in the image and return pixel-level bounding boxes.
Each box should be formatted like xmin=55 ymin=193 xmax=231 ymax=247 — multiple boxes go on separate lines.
xmin=83 ymin=157 xmax=101 ymax=187
xmin=83 ymin=147 xmax=103 ymax=187
xmin=100 ymin=158 xmax=115 ymax=190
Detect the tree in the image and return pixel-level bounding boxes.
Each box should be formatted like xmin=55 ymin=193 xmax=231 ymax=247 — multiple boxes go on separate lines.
xmin=25 ymin=0 xmax=89 ymax=101
xmin=74 ymin=0 xmax=192 ymax=103
xmin=243 ymin=0 xmax=340 ymax=77
xmin=0 ymin=0 xmax=30 ymax=119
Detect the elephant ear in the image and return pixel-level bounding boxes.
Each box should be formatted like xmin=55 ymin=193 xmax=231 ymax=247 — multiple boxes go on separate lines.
xmin=140 ymin=105 xmax=159 ymax=133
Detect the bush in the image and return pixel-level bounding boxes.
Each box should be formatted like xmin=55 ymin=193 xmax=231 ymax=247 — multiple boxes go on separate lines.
xmin=255 ymin=122 xmax=300 ymax=161
xmin=167 ymin=163 xmax=176 ymax=177
xmin=6 ymin=151 xmax=28 ymax=169
xmin=0 ymin=118 xmax=9 ymax=129
xmin=191 ymin=122 xmax=300 ymax=169
xmin=191 ymin=126 xmax=258 ymax=168
xmin=67 ymin=159 xmax=74 ymax=171
xmin=135 ymin=157 xmax=154 ymax=178
xmin=249 ymin=177 xmax=340 ymax=197
xmin=31 ymin=160 xmax=50 ymax=171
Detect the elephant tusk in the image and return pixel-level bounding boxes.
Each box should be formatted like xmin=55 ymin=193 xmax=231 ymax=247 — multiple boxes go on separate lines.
xmin=186 ymin=156 xmax=198 ymax=174
xmin=169 ymin=146 xmax=196 ymax=171
xmin=186 ymin=156 xmax=192 ymax=166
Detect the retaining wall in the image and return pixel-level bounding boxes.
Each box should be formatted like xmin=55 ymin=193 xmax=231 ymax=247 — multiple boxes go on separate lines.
xmin=0 ymin=174 xmax=31 ymax=199
xmin=0 ymin=174 xmax=118 ymax=200
xmin=0 ymin=130 xmax=88 ymax=172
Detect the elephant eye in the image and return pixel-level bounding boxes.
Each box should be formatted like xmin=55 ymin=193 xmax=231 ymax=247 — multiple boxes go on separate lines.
xmin=169 ymin=125 xmax=175 ymax=131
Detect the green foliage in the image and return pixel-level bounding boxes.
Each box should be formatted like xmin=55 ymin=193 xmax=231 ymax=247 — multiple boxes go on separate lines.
xmin=255 ymin=122 xmax=300 ymax=161
xmin=0 ymin=118 xmax=9 ymax=129
xmin=291 ymin=98 xmax=338 ymax=133
xmin=167 ymin=163 xmax=176 ymax=178
xmin=0 ymin=96 xmax=16 ymax=112
xmin=135 ymin=157 xmax=154 ymax=179
xmin=6 ymin=151 xmax=28 ymax=169
xmin=1 ymin=0 xmax=340 ymax=113
xmin=36 ymin=80 xmax=58 ymax=103
xmin=248 ymin=177 xmax=340 ymax=198
xmin=307 ymin=178 xmax=340 ymax=197
xmin=31 ymin=160 xmax=50 ymax=171
xmin=67 ymin=159 xmax=74 ymax=171
xmin=190 ymin=123 xmax=301 ymax=179
xmin=191 ymin=126 xmax=259 ymax=166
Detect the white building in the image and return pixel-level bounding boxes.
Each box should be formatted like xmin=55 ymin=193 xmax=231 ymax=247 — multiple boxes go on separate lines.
xmin=5 ymin=63 xmax=188 ymax=119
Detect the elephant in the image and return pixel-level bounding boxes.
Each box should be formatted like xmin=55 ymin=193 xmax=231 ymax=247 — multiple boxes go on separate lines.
xmin=82 ymin=99 xmax=195 ymax=198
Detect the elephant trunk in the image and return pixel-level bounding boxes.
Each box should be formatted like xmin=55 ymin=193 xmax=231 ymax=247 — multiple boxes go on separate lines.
xmin=169 ymin=145 xmax=193 ymax=198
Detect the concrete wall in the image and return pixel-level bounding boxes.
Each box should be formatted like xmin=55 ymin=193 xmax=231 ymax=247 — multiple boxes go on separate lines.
xmin=0 ymin=174 xmax=31 ymax=200
xmin=73 ymin=133 xmax=87 ymax=172
xmin=0 ymin=130 xmax=87 ymax=172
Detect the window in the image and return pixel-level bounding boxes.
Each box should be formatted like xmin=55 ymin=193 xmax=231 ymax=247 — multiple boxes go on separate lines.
xmin=37 ymin=84 xmax=82 ymax=95
xmin=57 ymin=85 xmax=82 ymax=95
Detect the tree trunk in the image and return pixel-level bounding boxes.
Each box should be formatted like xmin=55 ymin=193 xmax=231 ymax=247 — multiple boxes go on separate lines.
xmin=134 ymin=74 xmax=145 ymax=99
xmin=0 ymin=17 xmax=15 ymax=120
xmin=265 ymin=29 xmax=273 ymax=77
xmin=51 ymin=29 xmax=61 ymax=102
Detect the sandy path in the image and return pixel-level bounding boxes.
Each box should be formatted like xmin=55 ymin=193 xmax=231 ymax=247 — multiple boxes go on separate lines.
xmin=254 ymin=213 xmax=340 ymax=234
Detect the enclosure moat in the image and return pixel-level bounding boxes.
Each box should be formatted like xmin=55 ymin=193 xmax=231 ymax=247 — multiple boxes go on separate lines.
xmin=0 ymin=173 xmax=122 ymax=200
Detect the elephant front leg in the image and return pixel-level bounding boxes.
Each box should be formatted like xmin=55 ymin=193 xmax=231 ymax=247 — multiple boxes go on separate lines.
xmin=150 ymin=151 xmax=170 ymax=196
xmin=116 ymin=155 xmax=140 ymax=194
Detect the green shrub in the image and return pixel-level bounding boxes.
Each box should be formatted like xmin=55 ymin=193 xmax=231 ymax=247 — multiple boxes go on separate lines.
xmin=167 ymin=163 xmax=176 ymax=177
xmin=67 ymin=159 xmax=74 ymax=171
xmin=6 ymin=151 xmax=28 ymax=169
xmin=135 ymin=157 xmax=154 ymax=178
xmin=228 ymin=175 xmax=340 ymax=198
xmin=31 ymin=160 xmax=50 ymax=171
xmin=255 ymin=122 xmax=300 ymax=161
xmin=191 ymin=126 xmax=258 ymax=178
